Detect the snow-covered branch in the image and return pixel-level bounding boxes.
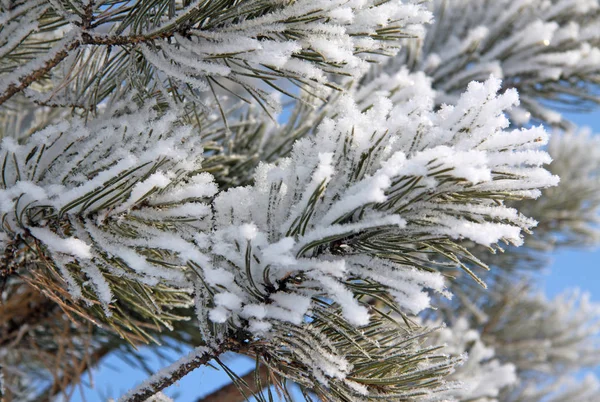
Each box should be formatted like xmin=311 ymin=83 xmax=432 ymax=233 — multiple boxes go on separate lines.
xmin=392 ymin=0 xmax=600 ymax=126
xmin=2 ymin=1 xmax=599 ymax=401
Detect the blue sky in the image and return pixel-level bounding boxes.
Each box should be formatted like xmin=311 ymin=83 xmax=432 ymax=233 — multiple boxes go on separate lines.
xmin=66 ymin=109 xmax=600 ymax=402
xmin=536 ymin=109 xmax=600 ymax=302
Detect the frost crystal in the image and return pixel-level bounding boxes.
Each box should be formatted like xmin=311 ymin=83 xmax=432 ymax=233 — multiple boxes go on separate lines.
xmin=392 ymin=0 xmax=600 ymax=125
xmin=202 ymin=75 xmax=557 ymax=343
xmin=1 ymin=1 xmax=592 ymax=400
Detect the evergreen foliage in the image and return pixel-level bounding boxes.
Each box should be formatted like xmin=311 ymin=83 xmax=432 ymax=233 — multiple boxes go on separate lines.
xmin=0 ymin=1 xmax=600 ymax=401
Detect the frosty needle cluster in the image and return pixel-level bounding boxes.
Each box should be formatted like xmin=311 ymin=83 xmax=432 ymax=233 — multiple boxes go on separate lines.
xmin=0 ymin=1 xmax=599 ymax=401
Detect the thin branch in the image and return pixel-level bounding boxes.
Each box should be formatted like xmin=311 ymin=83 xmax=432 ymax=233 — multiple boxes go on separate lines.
xmin=197 ymin=364 xmax=271 ymax=402
xmin=0 ymin=30 xmax=181 ymax=107
xmin=0 ymin=41 xmax=80 ymax=107
xmin=119 ymin=339 xmax=243 ymax=402
xmin=80 ymin=32 xmax=177 ymax=46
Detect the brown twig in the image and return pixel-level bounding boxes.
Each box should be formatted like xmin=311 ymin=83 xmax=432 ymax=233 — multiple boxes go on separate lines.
xmin=197 ymin=364 xmax=271 ymax=402
xmin=0 ymin=41 xmax=80 ymax=107
xmin=0 ymin=30 xmax=181 ymax=107
xmin=80 ymin=32 xmax=176 ymax=46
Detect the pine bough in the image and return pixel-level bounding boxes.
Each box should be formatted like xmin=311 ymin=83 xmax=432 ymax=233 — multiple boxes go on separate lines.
xmin=1 ymin=71 xmax=557 ymax=399
xmin=1 ymin=0 xmax=598 ymax=401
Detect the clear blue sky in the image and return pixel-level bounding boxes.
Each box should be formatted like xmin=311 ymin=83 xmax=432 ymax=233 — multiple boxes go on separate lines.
xmin=536 ymin=108 xmax=600 ymax=302
xmin=65 ymin=109 xmax=600 ymax=402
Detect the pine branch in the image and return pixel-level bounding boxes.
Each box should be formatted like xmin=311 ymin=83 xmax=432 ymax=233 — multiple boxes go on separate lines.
xmin=0 ymin=30 xmax=185 ymax=107
xmin=0 ymin=41 xmax=77 ymax=106
xmin=120 ymin=339 xmax=244 ymax=402
xmin=390 ymin=0 xmax=600 ymax=127
xmin=79 ymin=32 xmax=178 ymax=47
xmin=1 ymin=0 xmax=432 ymax=113
xmin=0 ymin=67 xmax=558 ymax=400
xmin=4 ymin=1 xmax=598 ymax=401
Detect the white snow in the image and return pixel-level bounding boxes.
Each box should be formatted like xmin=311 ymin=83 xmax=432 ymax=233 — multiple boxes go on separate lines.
xmin=29 ymin=227 xmax=92 ymax=260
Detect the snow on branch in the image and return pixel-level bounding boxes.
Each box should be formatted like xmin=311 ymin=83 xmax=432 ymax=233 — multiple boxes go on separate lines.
xmin=0 ymin=0 xmax=432 ymax=111
xmin=188 ymin=76 xmax=557 ymax=392
xmin=391 ymin=0 xmax=600 ymax=126
xmin=426 ymin=317 xmax=518 ymax=401
xmin=0 ymin=103 xmax=214 ymax=330
xmin=0 ymin=72 xmax=558 ymax=399
xmin=2 ymin=2 xmax=599 ymax=401
xmin=132 ymin=0 xmax=431 ymax=107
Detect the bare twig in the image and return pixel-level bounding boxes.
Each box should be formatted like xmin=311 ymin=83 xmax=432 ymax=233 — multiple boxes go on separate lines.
xmin=197 ymin=364 xmax=271 ymax=402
